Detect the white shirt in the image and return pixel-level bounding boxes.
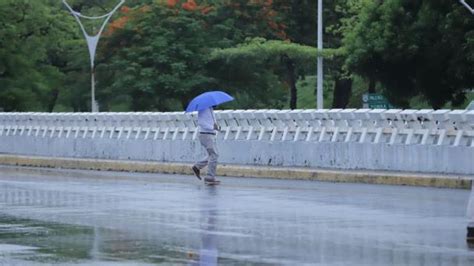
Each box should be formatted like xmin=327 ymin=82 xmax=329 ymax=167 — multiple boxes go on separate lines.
xmin=198 ymin=108 xmax=216 ymax=133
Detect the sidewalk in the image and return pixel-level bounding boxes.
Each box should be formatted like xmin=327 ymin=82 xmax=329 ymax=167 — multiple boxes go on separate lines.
xmin=0 ymin=154 xmax=471 ymax=189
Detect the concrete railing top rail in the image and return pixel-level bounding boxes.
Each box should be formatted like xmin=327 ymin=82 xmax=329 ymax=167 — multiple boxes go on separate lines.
xmin=1 ymin=109 xmax=474 ymax=147
xmin=1 ymin=109 xmax=474 ymax=130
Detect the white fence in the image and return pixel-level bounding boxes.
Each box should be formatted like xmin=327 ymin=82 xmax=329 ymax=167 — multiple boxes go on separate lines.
xmin=0 ymin=109 xmax=473 ymax=175
xmin=1 ymin=109 xmax=474 ymax=146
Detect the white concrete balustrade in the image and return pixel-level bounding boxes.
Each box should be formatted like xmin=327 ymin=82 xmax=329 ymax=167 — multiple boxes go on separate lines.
xmin=1 ymin=109 xmax=473 ymax=175
xmin=1 ymin=109 xmax=473 ymax=146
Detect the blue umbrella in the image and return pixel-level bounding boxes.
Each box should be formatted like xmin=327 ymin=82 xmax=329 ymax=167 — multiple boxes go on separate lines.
xmin=185 ymin=91 xmax=234 ymax=112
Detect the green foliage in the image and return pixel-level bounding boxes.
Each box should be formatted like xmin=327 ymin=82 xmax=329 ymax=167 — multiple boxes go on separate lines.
xmin=99 ymin=4 xmax=216 ymax=111
xmin=1 ymin=0 xmax=473 ymax=112
xmin=0 ymin=0 xmax=78 ymax=111
xmin=344 ymin=0 xmax=474 ymax=109
xmin=210 ymin=37 xmax=344 ymax=109
xmin=211 ymin=37 xmax=342 ymax=63
xmin=97 ymin=1 xmax=300 ymax=111
xmin=208 ymin=56 xmax=288 ymax=109
xmin=295 ymin=75 xmax=335 ymax=109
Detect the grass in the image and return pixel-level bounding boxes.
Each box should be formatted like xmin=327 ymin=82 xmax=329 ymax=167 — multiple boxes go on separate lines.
xmin=294 ymin=75 xmax=334 ymax=109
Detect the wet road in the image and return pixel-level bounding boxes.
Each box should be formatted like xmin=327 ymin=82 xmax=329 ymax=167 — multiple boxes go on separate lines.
xmin=0 ymin=166 xmax=473 ymax=265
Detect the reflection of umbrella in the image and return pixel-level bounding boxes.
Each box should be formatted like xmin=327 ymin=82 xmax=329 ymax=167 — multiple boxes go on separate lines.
xmin=185 ymin=91 xmax=234 ymax=113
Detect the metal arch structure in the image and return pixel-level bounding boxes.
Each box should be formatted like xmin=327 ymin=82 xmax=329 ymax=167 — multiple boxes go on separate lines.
xmin=62 ymin=0 xmax=126 ymax=112
xmin=460 ymin=0 xmax=474 ymax=14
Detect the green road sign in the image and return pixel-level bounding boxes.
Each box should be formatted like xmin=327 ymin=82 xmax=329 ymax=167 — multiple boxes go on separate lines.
xmin=362 ymin=93 xmax=392 ymax=109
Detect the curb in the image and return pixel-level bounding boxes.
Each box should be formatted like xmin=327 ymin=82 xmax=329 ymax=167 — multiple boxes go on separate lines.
xmin=0 ymin=154 xmax=471 ymax=189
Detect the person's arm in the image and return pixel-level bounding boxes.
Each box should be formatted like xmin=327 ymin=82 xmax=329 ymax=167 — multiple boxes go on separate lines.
xmin=211 ymin=108 xmax=221 ymax=131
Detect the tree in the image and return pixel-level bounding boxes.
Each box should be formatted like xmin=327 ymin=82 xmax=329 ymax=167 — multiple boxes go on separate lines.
xmin=323 ymin=0 xmax=359 ymax=108
xmin=99 ymin=2 xmax=218 ymax=111
xmin=0 ymin=0 xmax=76 ymax=111
xmin=99 ymin=0 xmax=298 ymax=111
xmin=344 ymin=0 xmax=474 ymax=109
xmin=211 ymin=38 xmax=342 ymax=109
xmin=271 ymin=0 xmax=358 ymax=108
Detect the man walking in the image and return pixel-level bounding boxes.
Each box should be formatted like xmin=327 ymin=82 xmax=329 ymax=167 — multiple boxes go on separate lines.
xmin=192 ymin=106 xmax=220 ymax=184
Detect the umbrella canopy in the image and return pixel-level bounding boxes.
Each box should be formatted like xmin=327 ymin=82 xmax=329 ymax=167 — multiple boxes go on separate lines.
xmin=185 ymin=91 xmax=234 ymax=112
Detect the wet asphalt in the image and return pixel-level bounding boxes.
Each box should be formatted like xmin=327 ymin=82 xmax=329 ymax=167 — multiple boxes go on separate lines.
xmin=0 ymin=165 xmax=473 ymax=265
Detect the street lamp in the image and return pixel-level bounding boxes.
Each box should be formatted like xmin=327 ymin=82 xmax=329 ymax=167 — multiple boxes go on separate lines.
xmin=460 ymin=0 xmax=474 ymax=14
xmin=62 ymin=0 xmax=125 ymax=112
xmin=459 ymin=0 xmax=474 ymax=245
xmin=317 ymin=0 xmax=324 ymax=109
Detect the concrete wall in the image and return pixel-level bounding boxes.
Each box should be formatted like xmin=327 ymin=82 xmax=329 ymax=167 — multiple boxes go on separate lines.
xmin=1 ymin=134 xmax=473 ymax=175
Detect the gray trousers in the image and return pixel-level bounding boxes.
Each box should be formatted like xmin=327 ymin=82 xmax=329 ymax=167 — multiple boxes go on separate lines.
xmin=194 ymin=134 xmax=219 ymax=179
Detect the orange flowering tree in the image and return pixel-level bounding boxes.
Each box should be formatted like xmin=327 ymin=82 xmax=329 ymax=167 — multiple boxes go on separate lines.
xmin=96 ymin=0 xmax=300 ymax=110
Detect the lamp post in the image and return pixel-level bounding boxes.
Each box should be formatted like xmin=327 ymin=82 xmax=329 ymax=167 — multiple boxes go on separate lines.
xmin=62 ymin=0 xmax=125 ymax=112
xmin=459 ymin=0 xmax=474 ymax=245
xmin=460 ymin=0 xmax=474 ymax=14
xmin=317 ymin=0 xmax=324 ymax=109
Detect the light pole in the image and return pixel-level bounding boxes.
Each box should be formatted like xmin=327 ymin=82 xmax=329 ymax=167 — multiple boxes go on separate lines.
xmin=62 ymin=0 xmax=125 ymax=112
xmin=459 ymin=0 xmax=474 ymax=245
xmin=317 ymin=0 xmax=324 ymax=109
xmin=460 ymin=0 xmax=474 ymax=14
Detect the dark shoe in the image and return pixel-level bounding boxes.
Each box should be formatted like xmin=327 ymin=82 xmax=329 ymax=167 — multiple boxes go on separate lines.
xmin=467 ymin=223 xmax=474 ymax=243
xmin=204 ymin=177 xmax=220 ymax=185
xmin=192 ymin=166 xmax=201 ymax=180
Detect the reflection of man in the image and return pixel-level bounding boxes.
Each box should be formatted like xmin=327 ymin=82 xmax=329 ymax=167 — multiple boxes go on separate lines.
xmin=199 ymin=208 xmax=218 ymax=265
xmin=192 ymin=107 xmax=220 ymax=184
xmin=467 ymin=183 xmax=474 ymax=244
xmin=188 ymin=187 xmax=218 ymax=265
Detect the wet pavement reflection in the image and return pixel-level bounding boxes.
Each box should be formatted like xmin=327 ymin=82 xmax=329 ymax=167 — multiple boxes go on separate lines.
xmin=0 ymin=166 xmax=473 ymax=265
